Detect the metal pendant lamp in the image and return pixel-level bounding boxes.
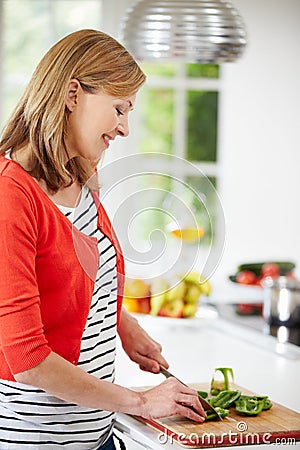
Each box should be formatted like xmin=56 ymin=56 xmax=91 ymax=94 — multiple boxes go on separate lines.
xmin=120 ymin=0 xmax=247 ymax=63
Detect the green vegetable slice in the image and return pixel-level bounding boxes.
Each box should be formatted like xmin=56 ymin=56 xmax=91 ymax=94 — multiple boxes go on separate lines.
xmin=235 ymin=395 xmax=272 ymax=416
xmin=205 ymin=407 xmax=229 ymax=421
xmin=252 ymin=396 xmax=273 ymax=410
xmin=205 ymin=367 xmax=272 ymax=420
xmin=197 ymin=390 xmax=208 ymax=399
xmin=209 ymin=390 xmax=241 ymax=408
xmin=210 ymin=368 xmax=234 ymax=395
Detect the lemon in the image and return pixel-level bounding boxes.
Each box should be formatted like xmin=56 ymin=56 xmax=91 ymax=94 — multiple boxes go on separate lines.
xmin=170 ymin=227 xmax=205 ymax=243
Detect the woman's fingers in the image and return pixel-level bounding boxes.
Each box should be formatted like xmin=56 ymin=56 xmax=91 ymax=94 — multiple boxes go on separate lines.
xmin=140 ymin=377 xmax=207 ymax=422
xmin=175 ymin=402 xmax=206 ymax=423
xmin=137 ymin=350 xmax=168 ymax=373
xmin=176 ymin=389 xmax=206 ymax=419
xmin=177 ymin=392 xmax=204 ymax=410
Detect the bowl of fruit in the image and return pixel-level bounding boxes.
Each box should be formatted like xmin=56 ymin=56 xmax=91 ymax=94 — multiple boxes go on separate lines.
xmin=122 ymin=271 xmax=215 ymax=323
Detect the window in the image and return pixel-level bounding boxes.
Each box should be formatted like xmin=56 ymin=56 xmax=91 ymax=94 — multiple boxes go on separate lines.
xmin=103 ymin=61 xmax=223 ymax=279
xmin=126 ymin=63 xmax=220 ymax=271
xmin=0 ymin=0 xmax=103 ymax=128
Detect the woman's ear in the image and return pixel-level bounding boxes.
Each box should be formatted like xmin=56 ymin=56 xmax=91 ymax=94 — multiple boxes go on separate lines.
xmin=65 ymin=79 xmax=81 ymax=112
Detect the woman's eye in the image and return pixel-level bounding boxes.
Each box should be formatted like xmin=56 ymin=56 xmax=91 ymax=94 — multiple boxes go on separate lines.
xmin=116 ymin=108 xmax=124 ymax=116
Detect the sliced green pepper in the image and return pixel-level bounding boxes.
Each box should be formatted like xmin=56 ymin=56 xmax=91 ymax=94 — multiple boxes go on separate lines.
xmin=209 ymin=390 xmax=241 ymax=408
xmin=254 ymin=396 xmax=273 ymax=410
xmin=235 ymin=395 xmax=272 ymax=416
xmin=210 ymin=368 xmax=234 ymax=395
xmin=262 ymin=398 xmax=272 ymax=410
xmin=197 ymin=390 xmax=208 ymax=399
xmin=205 ymin=407 xmax=230 ymax=421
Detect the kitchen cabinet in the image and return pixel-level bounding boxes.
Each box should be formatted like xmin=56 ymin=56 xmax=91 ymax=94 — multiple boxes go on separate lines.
xmin=114 ymin=313 xmax=300 ymax=449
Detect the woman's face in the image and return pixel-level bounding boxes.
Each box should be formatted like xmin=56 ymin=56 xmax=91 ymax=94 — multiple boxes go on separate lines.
xmin=65 ymin=80 xmax=136 ymax=162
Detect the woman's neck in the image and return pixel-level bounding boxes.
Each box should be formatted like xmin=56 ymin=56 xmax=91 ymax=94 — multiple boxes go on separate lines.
xmin=11 ymin=146 xmax=33 ymax=171
xmin=39 ymin=179 xmax=82 ymax=208
xmin=11 ymin=146 xmax=82 ymax=208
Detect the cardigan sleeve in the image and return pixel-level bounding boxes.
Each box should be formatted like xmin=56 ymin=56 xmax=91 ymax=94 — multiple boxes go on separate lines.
xmin=0 ymin=175 xmax=51 ymax=376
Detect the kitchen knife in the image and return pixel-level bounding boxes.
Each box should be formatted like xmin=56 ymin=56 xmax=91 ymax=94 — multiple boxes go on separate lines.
xmin=159 ymin=365 xmax=223 ymax=421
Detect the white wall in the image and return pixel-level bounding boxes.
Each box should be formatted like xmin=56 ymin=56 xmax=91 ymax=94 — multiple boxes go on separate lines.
xmin=216 ymin=0 xmax=300 ymax=281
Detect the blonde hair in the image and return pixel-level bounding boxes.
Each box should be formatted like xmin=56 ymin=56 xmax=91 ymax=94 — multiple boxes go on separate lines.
xmin=0 ymin=29 xmax=146 ymax=192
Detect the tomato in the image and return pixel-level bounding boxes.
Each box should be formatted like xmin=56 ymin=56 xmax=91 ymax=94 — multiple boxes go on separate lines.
xmin=236 ymin=303 xmax=263 ymax=315
xmin=261 ymin=263 xmax=280 ymax=279
xmin=285 ymin=271 xmax=297 ymax=280
xmin=236 ymin=303 xmax=255 ymax=314
xmin=236 ymin=270 xmax=257 ymax=285
xmin=255 ymin=275 xmax=263 ymax=287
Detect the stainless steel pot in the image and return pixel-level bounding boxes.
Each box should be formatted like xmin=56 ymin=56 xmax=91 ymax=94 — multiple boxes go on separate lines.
xmin=262 ymin=276 xmax=300 ymax=345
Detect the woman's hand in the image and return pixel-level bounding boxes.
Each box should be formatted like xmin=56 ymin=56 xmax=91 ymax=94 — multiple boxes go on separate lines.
xmin=138 ymin=377 xmax=206 ymax=422
xmin=118 ymin=308 xmax=168 ymax=373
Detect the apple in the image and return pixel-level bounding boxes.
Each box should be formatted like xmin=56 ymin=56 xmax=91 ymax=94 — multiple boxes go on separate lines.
xmin=123 ymin=278 xmax=151 ymax=314
xmin=150 ymin=292 xmax=166 ymax=316
xmin=137 ymin=296 xmax=151 ymax=314
xmin=183 ymin=303 xmax=198 ymax=318
xmin=124 ymin=278 xmax=151 ymax=299
xmin=182 ymin=271 xmax=211 ymax=297
xmin=158 ymin=298 xmax=184 ymax=318
xmin=185 ymin=284 xmax=202 ymax=304
xmin=150 ymin=278 xmax=169 ymax=316
xmin=165 ymin=280 xmax=186 ymax=302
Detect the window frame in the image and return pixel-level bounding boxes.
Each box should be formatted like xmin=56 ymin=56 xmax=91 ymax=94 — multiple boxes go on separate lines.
xmin=135 ymin=61 xmax=222 ymax=176
xmin=0 ymin=0 xmax=104 ymax=128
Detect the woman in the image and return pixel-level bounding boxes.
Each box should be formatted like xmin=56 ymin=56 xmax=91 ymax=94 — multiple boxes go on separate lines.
xmin=0 ymin=29 xmax=205 ymax=449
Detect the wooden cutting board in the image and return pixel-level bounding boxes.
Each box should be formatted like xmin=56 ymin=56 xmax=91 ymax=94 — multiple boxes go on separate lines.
xmin=133 ymin=383 xmax=300 ymax=448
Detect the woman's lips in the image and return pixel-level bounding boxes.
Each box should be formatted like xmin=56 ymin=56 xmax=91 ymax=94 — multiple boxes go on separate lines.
xmin=102 ymin=134 xmax=113 ymax=148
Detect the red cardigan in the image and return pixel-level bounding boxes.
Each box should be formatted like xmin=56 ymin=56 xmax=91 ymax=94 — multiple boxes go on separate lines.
xmin=0 ymin=157 xmax=124 ymax=381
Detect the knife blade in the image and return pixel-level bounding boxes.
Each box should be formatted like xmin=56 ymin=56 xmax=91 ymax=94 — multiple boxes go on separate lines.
xmin=159 ymin=365 xmax=223 ymax=421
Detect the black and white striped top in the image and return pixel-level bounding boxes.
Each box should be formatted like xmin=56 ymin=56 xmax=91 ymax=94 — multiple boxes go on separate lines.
xmin=0 ymin=186 xmax=118 ymax=449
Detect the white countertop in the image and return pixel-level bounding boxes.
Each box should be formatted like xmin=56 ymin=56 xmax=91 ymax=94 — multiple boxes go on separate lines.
xmin=114 ymin=310 xmax=300 ymax=449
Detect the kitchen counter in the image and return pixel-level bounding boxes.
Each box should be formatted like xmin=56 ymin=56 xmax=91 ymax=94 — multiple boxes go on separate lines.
xmin=114 ymin=310 xmax=300 ymax=449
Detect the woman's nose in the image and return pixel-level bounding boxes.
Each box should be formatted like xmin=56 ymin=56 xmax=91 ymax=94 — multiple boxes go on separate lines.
xmin=116 ymin=116 xmax=129 ymax=137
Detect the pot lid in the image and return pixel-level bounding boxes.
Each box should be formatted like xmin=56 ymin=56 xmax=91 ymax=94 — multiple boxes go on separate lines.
xmin=263 ymin=276 xmax=300 ymax=291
